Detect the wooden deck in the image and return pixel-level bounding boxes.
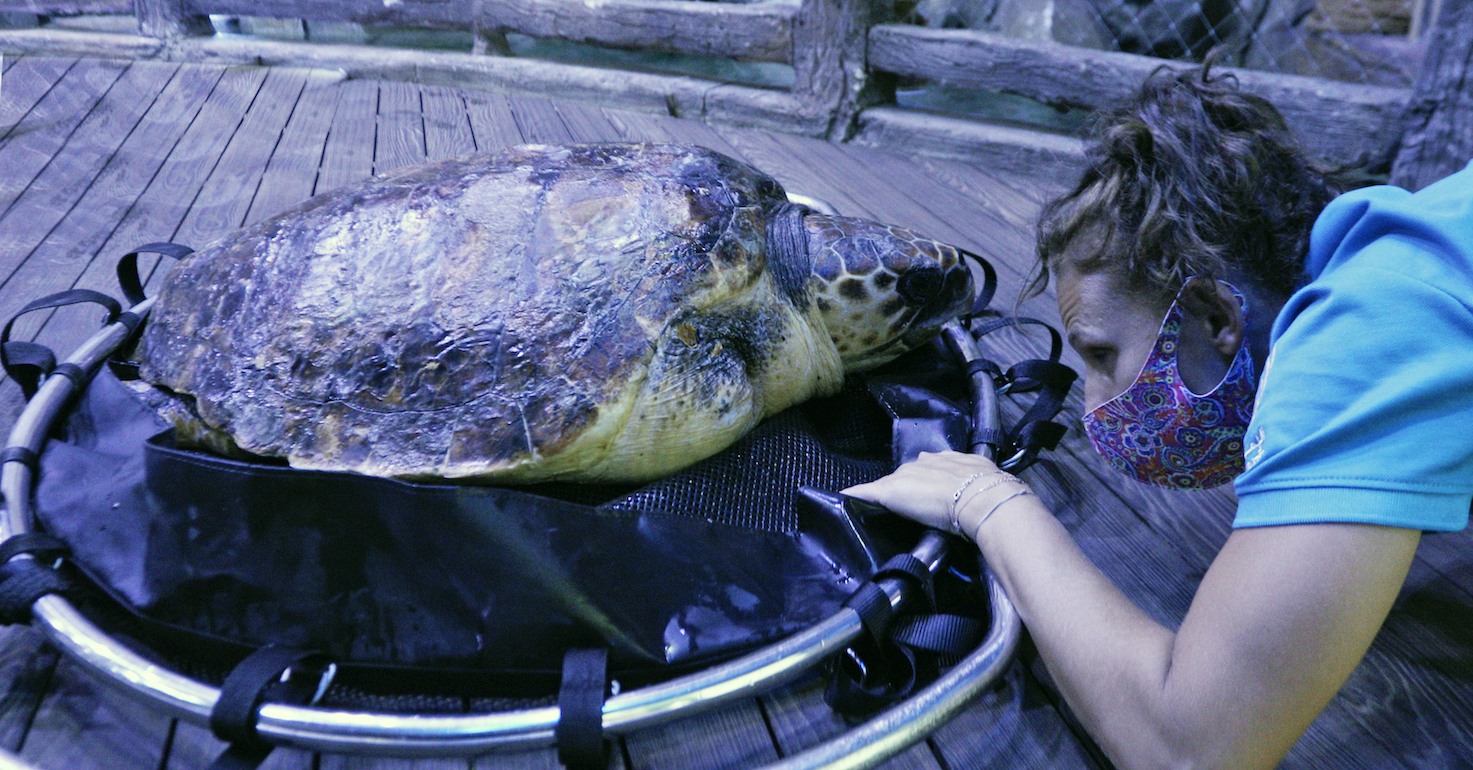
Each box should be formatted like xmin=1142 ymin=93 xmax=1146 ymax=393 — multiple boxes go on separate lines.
xmin=0 ymin=55 xmax=1469 ymax=770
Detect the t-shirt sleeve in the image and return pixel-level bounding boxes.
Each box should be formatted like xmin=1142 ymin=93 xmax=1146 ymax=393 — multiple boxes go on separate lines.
xmin=1233 ymin=185 xmax=1473 ymax=532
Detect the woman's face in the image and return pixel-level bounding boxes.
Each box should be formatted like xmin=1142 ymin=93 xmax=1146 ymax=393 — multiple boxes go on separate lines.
xmin=1056 ymin=265 xmax=1168 ymax=413
xmin=1057 ymin=263 xmax=1242 ymax=413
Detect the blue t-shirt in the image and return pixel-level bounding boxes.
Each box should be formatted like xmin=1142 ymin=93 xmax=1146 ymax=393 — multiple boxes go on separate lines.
xmin=1233 ymin=162 xmax=1473 ymax=531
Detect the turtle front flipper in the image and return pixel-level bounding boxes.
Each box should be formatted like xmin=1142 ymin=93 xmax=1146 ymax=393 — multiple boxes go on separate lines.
xmin=579 ymin=294 xmax=841 ymax=483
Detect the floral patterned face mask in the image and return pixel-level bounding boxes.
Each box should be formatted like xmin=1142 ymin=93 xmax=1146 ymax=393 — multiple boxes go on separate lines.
xmin=1081 ymin=282 xmax=1257 ymax=490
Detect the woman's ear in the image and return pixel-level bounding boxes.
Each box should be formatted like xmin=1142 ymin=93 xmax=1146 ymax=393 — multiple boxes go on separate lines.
xmin=1177 ymin=277 xmax=1245 ymax=359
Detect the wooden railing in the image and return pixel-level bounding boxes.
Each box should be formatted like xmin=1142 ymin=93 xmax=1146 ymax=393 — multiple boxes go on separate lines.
xmin=3 ymin=0 xmax=1463 ymax=182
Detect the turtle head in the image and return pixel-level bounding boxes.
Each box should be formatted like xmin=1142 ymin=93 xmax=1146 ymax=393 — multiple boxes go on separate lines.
xmin=802 ymin=214 xmax=975 ymax=371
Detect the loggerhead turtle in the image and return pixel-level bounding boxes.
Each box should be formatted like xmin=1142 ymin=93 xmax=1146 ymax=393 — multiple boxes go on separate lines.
xmin=136 ymin=143 xmax=974 ymax=484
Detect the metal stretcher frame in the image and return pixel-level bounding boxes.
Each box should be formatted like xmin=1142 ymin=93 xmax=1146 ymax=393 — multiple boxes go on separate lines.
xmin=0 ymin=301 xmax=1022 ymax=768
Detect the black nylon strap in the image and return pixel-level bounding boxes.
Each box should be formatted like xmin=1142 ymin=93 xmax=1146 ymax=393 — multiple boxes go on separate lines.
xmin=0 ymin=342 xmax=55 ymax=400
xmin=970 ymin=316 xmax=1064 ymax=362
xmin=842 ymin=581 xmax=895 ymax=648
xmin=556 ymin=648 xmax=609 ymax=770
xmin=2 ymin=289 xmax=122 ymax=399
xmin=50 ymin=362 xmax=86 ymax=386
xmin=0 ymin=532 xmax=69 ymax=564
xmin=0 ymin=559 xmax=68 ymax=624
xmin=965 ymin=316 xmax=1078 ymax=471
xmin=117 ymin=311 xmax=144 ymax=338
xmin=118 ymin=242 xmax=194 ymax=305
xmin=2 ymin=446 xmax=39 ymax=473
xmin=892 ymin=614 xmax=985 ymax=657
xmin=1005 ymin=360 xmax=1076 ymax=393
xmin=957 ymin=249 xmax=997 ymax=316
xmin=210 ymin=645 xmax=330 ymax=746
xmin=872 ymin=553 xmax=935 ymax=610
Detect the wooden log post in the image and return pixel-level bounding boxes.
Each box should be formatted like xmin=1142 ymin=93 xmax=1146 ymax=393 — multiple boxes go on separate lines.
xmin=792 ymin=0 xmax=891 ymax=141
xmin=1390 ymin=0 xmax=1473 ymax=190
xmin=134 ymin=0 xmax=212 ymax=40
xmin=470 ymin=0 xmax=512 ymax=56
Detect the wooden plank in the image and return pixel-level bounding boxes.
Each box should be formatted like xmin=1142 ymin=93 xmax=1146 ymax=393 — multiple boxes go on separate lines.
xmin=467 ymin=740 xmax=625 ymax=770
xmin=245 ymin=71 xmax=344 ymax=225
xmin=172 ymin=67 xmax=311 ymax=249
xmin=13 ymin=62 xmax=222 ymax=366
xmin=17 ymin=657 xmax=173 ymax=770
xmin=708 ymin=122 xmax=874 ymax=218
xmin=600 ymin=108 xmax=750 ymax=162
xmin=0 ymin=628 xmax=59 ymax=753
xmin=464 ymin=90 xmax=523 ymax=154
xmin=928 ymin=662 xmax=1102 ymax=769
xmin=867 ymin=25 xmax=1406 ymax=167
xmin=760 ymin=677 xmax=943 ymax=770
xmin=914 ymin=152 xmax=1064 ymax=210
xmin=831 ymin=140 xmax=1041 ymax=281
xmin=550 ymin=99 xmax=627 ymax=144
xmin=0 ymin=60 xmax=179 ymax=307
xmin=315 ymin=78 xmax=378 ymax=195
xmin=374 ymin=78 xmax=427 ymax=175
xmin=0 ymin=57 xmax=125 ymax=221
xmin=166 ymin=720 xmax=316 ymax=770
xmin=422 ymin=85 xmax=476 ymax=160
xmin=33 ymin=64 xmax=266 ymax=340
xmin=1391 ymin=0 xmax=1473 ymax=190
xmin=852 ymin=106 xmax=1086 ymax=181
xmin=0 ymin=56 xmax=73 ymax=144
xmin=508 ymin=91 xmax=575 ymax=144
xmin=622 ymin=699 xmax=779 ymax=770
xmin=319 ymin=752 xmax=469 ymax=770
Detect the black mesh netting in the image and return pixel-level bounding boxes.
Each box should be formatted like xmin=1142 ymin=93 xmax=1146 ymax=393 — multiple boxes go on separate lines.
xmin=519 ymin=374 xmax=897 ymax=532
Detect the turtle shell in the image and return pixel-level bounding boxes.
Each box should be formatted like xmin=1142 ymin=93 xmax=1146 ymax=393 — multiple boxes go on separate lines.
xmin=138 ymin=144 xmax=845 ymax=483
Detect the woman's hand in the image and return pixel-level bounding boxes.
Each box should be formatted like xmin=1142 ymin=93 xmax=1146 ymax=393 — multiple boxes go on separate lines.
xmin=842 ymin=450 xmax=1013 ymax=535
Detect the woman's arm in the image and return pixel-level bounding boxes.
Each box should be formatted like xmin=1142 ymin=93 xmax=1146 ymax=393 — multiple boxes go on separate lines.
xmin=844 ymin=451 xmax=1420 ymax=770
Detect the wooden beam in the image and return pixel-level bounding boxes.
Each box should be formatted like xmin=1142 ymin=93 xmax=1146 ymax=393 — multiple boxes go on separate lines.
xmin=189 ymin=0 xmax=798 ymax=63
xmin=868 ymin=25 xmax=1408 ymax=168
xmin=1390 ymin=0 xmax=1473 ymax=190
xmin=135 ymin=35 xmax=827 ymax=136
xmin=851 ymin=106 xmax=1086 ymax=180
xmin=0 ymin=0 xmax=130 ymax=14
xmin=0 ymin=27 xmax=164 ymax=57
xmin=475 ymin=0 xmax=796 ymax=64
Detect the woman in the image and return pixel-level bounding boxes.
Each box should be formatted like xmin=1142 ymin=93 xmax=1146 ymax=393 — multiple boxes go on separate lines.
xmin=845 ymin=68 xmax=1473 ymax=770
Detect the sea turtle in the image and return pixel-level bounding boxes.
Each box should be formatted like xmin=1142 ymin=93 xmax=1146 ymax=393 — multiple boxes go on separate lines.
xmin=136 ymin=143 xmax=974 ymax=484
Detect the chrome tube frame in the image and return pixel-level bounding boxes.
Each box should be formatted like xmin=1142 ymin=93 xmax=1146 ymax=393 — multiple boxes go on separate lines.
xmin=1 ymin=309 xmax=1021 ymax=764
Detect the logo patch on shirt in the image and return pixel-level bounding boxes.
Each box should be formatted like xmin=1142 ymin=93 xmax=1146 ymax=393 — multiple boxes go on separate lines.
xmin=1244 ymin=427 xmax=1266 ymax=471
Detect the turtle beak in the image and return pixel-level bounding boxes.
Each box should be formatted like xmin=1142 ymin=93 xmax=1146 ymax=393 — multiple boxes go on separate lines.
xmin=898 ymin=263 xmax=974 ymax=348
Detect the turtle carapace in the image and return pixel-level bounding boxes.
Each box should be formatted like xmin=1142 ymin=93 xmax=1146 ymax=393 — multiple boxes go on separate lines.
xmin=137 ymin=144 xmax=974 ymax=483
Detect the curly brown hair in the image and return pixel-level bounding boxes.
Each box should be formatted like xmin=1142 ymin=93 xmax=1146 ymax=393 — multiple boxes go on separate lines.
xmin=1031 ymin=66 xmax=1341 ymax=302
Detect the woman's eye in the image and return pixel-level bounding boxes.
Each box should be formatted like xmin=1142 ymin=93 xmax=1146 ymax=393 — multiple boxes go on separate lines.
xmin=1086 ymin=347 xmax=1116 ymax=370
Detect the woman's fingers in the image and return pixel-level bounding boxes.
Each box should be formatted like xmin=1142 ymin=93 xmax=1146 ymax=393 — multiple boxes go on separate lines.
xmin=842 ymin=451 xmax=1006 ymax=529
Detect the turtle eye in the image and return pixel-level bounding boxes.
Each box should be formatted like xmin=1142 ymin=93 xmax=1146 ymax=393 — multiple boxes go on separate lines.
xmin=897 ymin=265 xmax=942 ymax=304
